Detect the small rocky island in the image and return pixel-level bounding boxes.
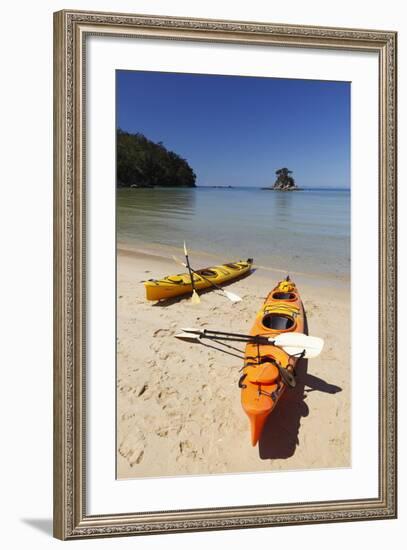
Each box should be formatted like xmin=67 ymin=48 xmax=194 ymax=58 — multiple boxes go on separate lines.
xmin=117 ymin=129 xmax=196 ymax=188
xmin=262 ymin=167 xmax=301 ymax=191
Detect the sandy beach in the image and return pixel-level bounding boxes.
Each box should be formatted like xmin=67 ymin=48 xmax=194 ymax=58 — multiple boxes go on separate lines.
xmin=116 ymin=243 xmax=350 ymax=479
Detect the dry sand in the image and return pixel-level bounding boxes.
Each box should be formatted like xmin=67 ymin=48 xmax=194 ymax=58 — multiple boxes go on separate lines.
xmin=117 ymin=243 xmax=350 ymax=479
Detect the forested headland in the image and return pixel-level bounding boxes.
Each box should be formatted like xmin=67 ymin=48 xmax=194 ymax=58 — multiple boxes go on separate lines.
xmin=117 ymin=129 xmax=196 ymax=188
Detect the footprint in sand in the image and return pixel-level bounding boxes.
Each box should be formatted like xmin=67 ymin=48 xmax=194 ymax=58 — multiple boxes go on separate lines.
xmin=118 ymin=383 xmax=135 ymax=394
xmin=158 ymin=350 xmax=177 ymax=361
xmin=118 ymin=431 xmax=146 ymax=467
xmin=156 ymin=427 xmax=169 ymax=437
xmin=151 ymin=341 xmax=164 ymax=354
xmin=120 ymin=411 xmax=136 ymax=421
xmin=153 ymin=328 xmax=171 ymax=337
xmin=179 ymin=439 xmax=205 ymax=462
xmin=137 ymin=383 xmax=148 ymax=397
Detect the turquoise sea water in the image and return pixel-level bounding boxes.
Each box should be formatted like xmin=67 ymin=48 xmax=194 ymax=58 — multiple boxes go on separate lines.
xmin=117 ymin=187 xmax=350 ymax=280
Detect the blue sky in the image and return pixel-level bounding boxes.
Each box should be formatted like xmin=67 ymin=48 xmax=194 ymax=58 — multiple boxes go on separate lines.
xmin=117 ymin=70 xmax=350 ymax=188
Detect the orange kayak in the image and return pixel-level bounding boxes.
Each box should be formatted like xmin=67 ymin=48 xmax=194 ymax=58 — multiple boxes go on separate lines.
xmin=240 ymin=278 xmax=305 ymax=445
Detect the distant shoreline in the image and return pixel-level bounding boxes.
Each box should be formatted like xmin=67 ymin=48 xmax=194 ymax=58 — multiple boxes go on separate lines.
xmin=261 ymin=187 xmax=302 ymax=191
xmin=118 ymin=185 xmax=350 ymax=191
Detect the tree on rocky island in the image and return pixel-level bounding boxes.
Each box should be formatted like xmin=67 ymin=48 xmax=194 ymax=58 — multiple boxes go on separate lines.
xmin=273 ymin=167 xmax=298 ymax=190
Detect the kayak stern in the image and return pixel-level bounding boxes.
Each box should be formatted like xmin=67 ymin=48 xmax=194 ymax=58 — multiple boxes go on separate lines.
xmin=248 ymin=410 xmax=272 ymax=446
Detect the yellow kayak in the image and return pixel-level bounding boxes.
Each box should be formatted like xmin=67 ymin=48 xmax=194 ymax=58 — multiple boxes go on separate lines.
xmin=144 ymin=258 xmax=253 ymax=301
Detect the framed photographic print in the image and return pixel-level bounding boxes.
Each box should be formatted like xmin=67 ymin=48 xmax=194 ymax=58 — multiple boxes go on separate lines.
xmin=53 ymin=9 xmax=397 ymax=540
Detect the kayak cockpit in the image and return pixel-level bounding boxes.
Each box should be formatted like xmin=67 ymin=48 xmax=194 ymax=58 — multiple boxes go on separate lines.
xmin=262 ymin=313 xmax=295 ymax=331
xmin=272 ymin=291 xmax=297 ymax=300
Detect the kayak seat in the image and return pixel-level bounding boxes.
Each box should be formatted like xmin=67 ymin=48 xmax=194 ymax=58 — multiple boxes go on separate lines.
xmin=262 ymin=313 xmax=295 ymax=330
xmin=197 ymin=269 xmax=217 ymax=277
xmin=167 ymin=274 xmax=200 ymax=284
xmin=246 ymin=363 xmax=279 ymax=385
xmin=166 ymin=276 xmax=184 ymax=284
xmin=272 ymin=292 xmax=296 ymax=300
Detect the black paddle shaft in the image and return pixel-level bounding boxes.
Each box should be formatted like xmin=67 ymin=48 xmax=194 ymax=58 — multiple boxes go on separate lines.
xmin=184 ymin=251 xmax=198 ymax=293
xmin=200 ymin=328 xmax=275 ymax=342
xmin=195 ymin=333 xmax=270 ymax=345
xmin=187 ymin=266 xmax=225 ymax=291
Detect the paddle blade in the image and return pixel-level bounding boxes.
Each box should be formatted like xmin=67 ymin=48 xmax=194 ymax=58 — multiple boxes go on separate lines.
xmin=173 ymin=255 xmax=187 ymax=268
xmin=274 ymin=333 xmax=324 ymax=359
xmin=183 ymin=241 xmax=188 ymax=256
xmin=175 ymin=332 xmax=201 ymax=341
xmin=190 ymin=290 xmax=201 ymax=305
xmin=224 ymin=290 xmax=242 ymax=303
xmin=279 ymin=367 xmax=296 ymax=388
xmin=180 ymin=327 xmax=202 ymax=334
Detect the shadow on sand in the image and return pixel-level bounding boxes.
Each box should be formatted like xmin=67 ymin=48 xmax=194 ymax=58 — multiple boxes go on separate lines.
xmin=195 ymin=338 xmax=245 ymax=360
xmin=258 ymin=312 xmax=342 ymax=460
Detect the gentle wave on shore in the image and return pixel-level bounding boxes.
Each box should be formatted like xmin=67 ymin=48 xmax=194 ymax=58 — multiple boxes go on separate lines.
xmin=117 ymin=187 xmax=350 ymax=280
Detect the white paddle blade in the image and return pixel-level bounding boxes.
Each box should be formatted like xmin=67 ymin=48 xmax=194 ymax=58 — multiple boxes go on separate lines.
xmin=190 ymin=290 xmax=201 ymax=305
xmin=174 ymin=255 xmax=242 ymax=303
xmin=172 ymin=255 xmax=187 ymax=268
xmin=181 ymin=327 xmax=202 ymax=334
xmin=274 ymin=333 xmax=324 ymax=359
xmin=224 ymin=290 xmax=242 ymax=303
xmin=174 ymin=332 xmax=200 ymax=341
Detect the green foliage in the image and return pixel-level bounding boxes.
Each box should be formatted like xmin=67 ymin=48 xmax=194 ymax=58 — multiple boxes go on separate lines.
xmin=275 ymin=167 xmax=293 ymax=177
xmin=273 ymin=167 xmax=296 ymax=189
xmin=117 ymin=129 xmax=196 ymax=188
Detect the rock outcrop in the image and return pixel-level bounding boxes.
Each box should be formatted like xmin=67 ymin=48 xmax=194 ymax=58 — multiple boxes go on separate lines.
xmin=263 ymin=168 xmax=300 ymax=190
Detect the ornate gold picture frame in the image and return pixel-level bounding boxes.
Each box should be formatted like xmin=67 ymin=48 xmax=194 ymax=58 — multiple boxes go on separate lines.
xmin=53 ymin=9 xmax=397 ymax=540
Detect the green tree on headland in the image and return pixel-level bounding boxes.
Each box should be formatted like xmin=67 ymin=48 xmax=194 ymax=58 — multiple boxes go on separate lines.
xmin=117 ymin=129 xmax=196 ymax=188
